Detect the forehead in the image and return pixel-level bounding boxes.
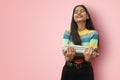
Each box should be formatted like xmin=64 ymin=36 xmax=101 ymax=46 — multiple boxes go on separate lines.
xmin=75 ymin=6 xmax=85 ymax=11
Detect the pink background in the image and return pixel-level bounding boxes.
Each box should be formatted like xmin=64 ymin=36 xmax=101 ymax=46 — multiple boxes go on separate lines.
xmin=0 ymin=0 xmax=120 ymax=80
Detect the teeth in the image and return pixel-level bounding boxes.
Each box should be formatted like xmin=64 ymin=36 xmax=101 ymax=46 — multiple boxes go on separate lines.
xmin=77 ymin=16 xmax=82 ymax=18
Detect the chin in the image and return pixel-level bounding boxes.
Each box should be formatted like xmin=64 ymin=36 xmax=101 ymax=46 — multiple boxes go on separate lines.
xmin=76 ymin=20 xmax=85 ymax=23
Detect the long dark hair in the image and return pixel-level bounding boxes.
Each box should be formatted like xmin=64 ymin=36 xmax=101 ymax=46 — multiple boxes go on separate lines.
xmin=70 ymin=5 xmax=95 ymax=45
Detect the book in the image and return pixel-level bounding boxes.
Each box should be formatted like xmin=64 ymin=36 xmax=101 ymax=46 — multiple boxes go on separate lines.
xmin=62 ymin=45 xmax=99 ymax=55
xmin=63 ymin=45 xmax=88 ymax=53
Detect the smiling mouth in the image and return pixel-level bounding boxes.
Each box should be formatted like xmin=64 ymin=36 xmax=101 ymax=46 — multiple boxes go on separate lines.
xmin=76 ymin=15 xmax=83 ymax=18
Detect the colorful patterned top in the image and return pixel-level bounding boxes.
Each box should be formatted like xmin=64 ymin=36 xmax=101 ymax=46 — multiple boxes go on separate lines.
xmin=62 ymin=28 xmax=99 ymax=62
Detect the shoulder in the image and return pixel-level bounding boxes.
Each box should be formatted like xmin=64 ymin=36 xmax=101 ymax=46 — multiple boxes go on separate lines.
xmin=64 ymin=28 xmax=71 ymax=35
xmin=83 ymin=30 xmax=98 ymax=38
xmin=91 ymin=30 xmax=98 ymax=35
xmin=89 ymin=30 xmax=99 ymax=39
xmin=86 ymin=29 xmax=98 ymax=35
xmin=66 ymin=28 xmax=71 ymax=32
xmin=78 ymin=29 xmax=98 ymax=36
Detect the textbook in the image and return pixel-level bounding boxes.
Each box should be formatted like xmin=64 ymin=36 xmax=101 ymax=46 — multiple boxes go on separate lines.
xmin=63 ymin=45 xmax=88 ymax=53
xmin=62 ymin=45 xmax=99 ymax=55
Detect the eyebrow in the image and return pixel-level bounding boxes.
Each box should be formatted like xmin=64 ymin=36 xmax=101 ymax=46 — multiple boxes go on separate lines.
xmin=75 ymin=9 xmax=85 ymax=11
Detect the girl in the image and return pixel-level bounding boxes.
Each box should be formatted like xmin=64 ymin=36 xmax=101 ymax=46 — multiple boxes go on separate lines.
xmin=61 ymin=5 xmax=99 ymax=80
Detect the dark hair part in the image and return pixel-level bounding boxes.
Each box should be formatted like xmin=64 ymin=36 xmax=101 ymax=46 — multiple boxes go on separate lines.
xmin=70 ymin=5 xmax=95 ymax=45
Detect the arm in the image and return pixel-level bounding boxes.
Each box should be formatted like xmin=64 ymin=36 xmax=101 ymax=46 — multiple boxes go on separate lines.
xmin=62 ymin=29 xmax=76 ymax=61
xmin=84 ymin=31 xmax=99 ymax=62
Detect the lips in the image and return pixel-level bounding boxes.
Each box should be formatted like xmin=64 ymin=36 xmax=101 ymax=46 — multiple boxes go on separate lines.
xmin=76 ymin=15 xmax=83 ymax=18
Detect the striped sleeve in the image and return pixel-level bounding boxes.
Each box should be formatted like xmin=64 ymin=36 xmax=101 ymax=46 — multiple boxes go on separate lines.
xmin=62 ymin=29 xmax=70 ymax=48
xmin=89 ymin=31 xmax=99 ymax=49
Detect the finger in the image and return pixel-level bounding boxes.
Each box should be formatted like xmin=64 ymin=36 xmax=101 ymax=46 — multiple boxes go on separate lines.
xmin=66 ymin=47 xmax=70 ymax=56
xmin=71 ymin=48 xmax=74 ymax=53
xmin=67 ymin=47 xmax=69 ymax=53
xmin=63 ymin=50 xmax=67 ymax=53
xmin=91 ymin=47 xmax=95 ymax=52
xmin=71 ymin=48 xmax=76 ymax=55
xmin=72 ymin=48 xmax=75 ymax=53
xmin=84 ymin=48 xmax=89 ymax=53
xmin=84 ymin=47 xmax=93 ymax=56
xmin=91 ymin=47 xmax=95 ymax=55
xmin=94 ymin=48 xmax=98 ymax=52
xmin=71 ymin=47 xmax=75 ymax=55
xmin=67 ymin=47 xmax=70 ymax=53
xmin=69 ymin=47 xmax=72 ymax=55
xmin=89 ymin=47 xmax=93 ymax=55
xmin=88 ymin=47 xmax=94 ymax=55
xmin=63 ymin=50 xmax=67 ymax=56
xmin=70 ymin=47 xmax=73 ymax=52
xmin=88 ymin=47 xmax=92 ymax=53
xmin=84 ymin=48 xmax=89 ymax=56
xmin=69 ymin=47 xmax=72 ymax=54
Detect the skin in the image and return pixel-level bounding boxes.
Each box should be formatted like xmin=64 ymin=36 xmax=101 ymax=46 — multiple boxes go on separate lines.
xmin=64 ymin=6 xmax=97 ymax=62
xmin=74 ymin=6 xmax=89 ymax=32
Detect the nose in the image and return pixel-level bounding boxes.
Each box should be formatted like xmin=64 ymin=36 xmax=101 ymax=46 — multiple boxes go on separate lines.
xmin=78 ymin=11 xmax=81 ymax=14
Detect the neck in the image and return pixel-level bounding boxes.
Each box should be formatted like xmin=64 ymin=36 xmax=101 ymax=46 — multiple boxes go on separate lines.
xmin=77 ymin=22 xmax=86 ymax=32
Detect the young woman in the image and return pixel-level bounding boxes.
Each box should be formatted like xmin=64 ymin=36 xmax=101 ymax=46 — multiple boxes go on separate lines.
xmin=61 ymin=5 xmax=99 ymax=80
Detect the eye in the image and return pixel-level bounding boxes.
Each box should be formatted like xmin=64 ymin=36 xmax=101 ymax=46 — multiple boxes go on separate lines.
xmin=80 ymin=9 xmax=85 ymax=13
xmin=74 ymin=10 xmax=78 ymax=14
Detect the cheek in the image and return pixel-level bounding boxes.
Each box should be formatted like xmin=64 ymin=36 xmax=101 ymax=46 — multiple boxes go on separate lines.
xmin=82 ymin=13 xmax=87 ymax=18
xmin=73 ymin=14 xmax=77 ymax=20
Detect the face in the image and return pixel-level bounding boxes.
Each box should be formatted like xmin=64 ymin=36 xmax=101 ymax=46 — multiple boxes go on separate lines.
xmin=74 ymin=6 xmax=89 ymax=23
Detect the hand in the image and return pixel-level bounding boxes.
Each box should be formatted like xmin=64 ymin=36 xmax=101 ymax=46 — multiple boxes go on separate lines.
xmin=65 ymin=47 xmax=76 ymax=61
xmin=84 ymin=47 xmax=96 ymax=62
